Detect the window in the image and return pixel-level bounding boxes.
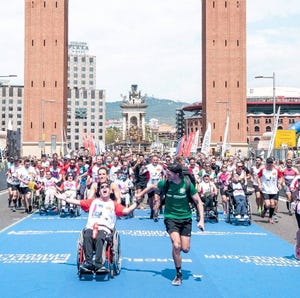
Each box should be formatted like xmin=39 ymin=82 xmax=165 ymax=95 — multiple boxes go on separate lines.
xmin=237 ymin=40 xmax=240 ymax=46
xmin=74 ymin=66 xmax=78 ymax=71
xmin=254 ymin=119 xmax=260 ymax=124
xmin=225 ymin=1 xmax=227 ymax=8
xmin=81 ymin=67 xmax=86 ymax=71
xmin=17 ymin=121 xmax=21 ymax=126
xmin=43 ymin=40 xmax=46 ymax=46
xmin=213 ymin=1 xmax=215 ymax=8
xmin=237 ymin=81 xmax=240 ymax=88
xmin=213 ymin=81 xmax=216 ymax=88
xmin=82 ymin=57 xmax=86 ymax=63
xmin=32 ymin=40 xmax=34 ymax=46
xmin=89 ymin=57 xmax=94 ymax=63
xmin=43 ymin=81 xmax=46 ymax=87
xmin=265 ymin=118 xmax=272 ymax=124
xmin=289 ymin=119 xmax=295 ymax=124
xmin=237 ymin=1 xmax=240 ymax=8
xmin=266 ymin=126 xmax=272 ymax=132
xmin=254 ymin=126 xmax=260 ymax=132
xmin=225 ymin=81 xmax=228 ymax=88
xmin=225 ymin=40 xmax=227 ymax=47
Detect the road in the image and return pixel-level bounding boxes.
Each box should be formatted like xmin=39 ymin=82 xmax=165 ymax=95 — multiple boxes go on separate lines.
xmin=0 ymin=192 xmax=299 ymax=298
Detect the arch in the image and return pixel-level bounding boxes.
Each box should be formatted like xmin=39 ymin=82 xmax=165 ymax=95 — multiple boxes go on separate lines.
xmin=266 ymin=126 xmax=272 ymax=132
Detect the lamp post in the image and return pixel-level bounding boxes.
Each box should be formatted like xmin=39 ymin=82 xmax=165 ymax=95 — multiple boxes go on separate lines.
xmin=41 ymin=99 xmax=56 ymax=154
xmin=255 ymin=72 xmax=276 ymax=121
xmin=0 ymin=75 xmax=17 ymax=77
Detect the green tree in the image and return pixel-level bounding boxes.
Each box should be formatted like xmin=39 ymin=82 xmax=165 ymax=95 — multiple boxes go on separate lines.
xmin=105 ymin=127 xmax=121 ymax=145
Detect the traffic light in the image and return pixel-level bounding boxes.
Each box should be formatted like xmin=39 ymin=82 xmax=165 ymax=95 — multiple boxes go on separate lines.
xmin=176 ymin=109 xmax=185 ymax=139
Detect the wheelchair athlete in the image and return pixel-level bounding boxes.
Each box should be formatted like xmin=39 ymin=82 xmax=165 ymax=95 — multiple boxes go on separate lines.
xmin=57 ymin=183 xmax=141 ymax=273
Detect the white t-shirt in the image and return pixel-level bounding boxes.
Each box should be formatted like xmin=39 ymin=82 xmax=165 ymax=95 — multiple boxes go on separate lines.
xmin=86 ymin=199 xmax=117 ymax=232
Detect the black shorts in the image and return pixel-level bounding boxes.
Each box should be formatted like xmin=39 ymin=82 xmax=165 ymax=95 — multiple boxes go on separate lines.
xmin=164 ymin=218 xmax=192 ymax=237
xmin=7 ymin=183 xmax=19 ymax=191
xmin=19 ymin=187 xmax=31 ymax=195
xmin=262 ymin=193 xmax=278 ymax=201
xmin=253 ymin=185 xmax=260 ymax=193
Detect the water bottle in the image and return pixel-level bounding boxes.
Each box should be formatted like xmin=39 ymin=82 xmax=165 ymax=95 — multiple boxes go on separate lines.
xmin=92 ymin=223 xmax=98 ymax=239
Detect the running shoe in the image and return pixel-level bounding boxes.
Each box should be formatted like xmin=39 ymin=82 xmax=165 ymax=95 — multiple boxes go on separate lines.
xmin=272 ymin=215 xmax=278 ymax=222
xmin=257 ymin=207 xmax=262 ymax=216
xmin=235 ymin=214 xmax=241 ymax=219
xmin=80 ymin=262 xmax=94 ymax=272
xmin=172 ymin=273 xmax=182 ymax=286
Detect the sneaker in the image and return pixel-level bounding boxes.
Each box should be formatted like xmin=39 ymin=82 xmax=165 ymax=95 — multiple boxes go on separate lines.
xmin=153 ymin=217 xmax=158 ymax=222
xmin=261 ymin=210 xmax=266 ymax=218
xmin=172 ymin=273 xmax=182 ymax=286
xmin=243 ymin=214 xmax=249 ymax=219
xmin=257 ymin=207 xmax=262 ymax=216
xmin=12 ymin=207 xmax=16 ymax=212
xmin=28 ymin=205 xmax=32 ymax=213
xmin=272 ymin=215 xmax=278 ymax=222
xmin=94 ymin=264 xmax=106 ymax=273
xmin=80 ymin=262 xmax=94 ymax=272
xmin=235 ymin=214 xmax=241 ymax=219
xmin=209 ymin=210 xmax=215 ymax=217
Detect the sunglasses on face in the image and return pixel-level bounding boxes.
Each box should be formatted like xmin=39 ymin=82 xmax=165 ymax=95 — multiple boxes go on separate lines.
xmin=100 ymin=184 xmax=109 ymax=189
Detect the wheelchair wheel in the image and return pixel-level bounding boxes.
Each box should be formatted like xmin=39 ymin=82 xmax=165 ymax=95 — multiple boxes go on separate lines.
xmin=111 ymin=231 xmax=121 ymax=276
xmin=77 ymin=231 xmax=84 ymax=277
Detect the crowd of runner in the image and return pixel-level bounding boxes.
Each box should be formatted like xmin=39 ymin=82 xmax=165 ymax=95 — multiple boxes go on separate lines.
xmin=4 ymin=149 xmax=300 ymax=221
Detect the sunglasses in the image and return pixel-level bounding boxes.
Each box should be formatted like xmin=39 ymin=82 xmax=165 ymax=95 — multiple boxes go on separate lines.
xmin=100 ymin=184 xmax=109 ymax=189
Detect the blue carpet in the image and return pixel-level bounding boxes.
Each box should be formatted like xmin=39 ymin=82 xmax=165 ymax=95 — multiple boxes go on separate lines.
xmin=0 ymin=209 xmax=299 ymax=298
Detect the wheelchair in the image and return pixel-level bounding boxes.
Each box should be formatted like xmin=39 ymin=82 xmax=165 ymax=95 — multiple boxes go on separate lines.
xmin=38 ymin=189 xmax=59 ymax=215
xmin=77 ymin=228 xmax=121 ymax=279
xmin=200 ymin=194 xmax=219 ymax=223
xmin=225 ymin=192 xmax=252 ymax=225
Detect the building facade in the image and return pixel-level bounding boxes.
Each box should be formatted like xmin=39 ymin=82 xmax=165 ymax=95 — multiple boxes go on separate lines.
xmin=182 ymin=87 xmax=300 ymax=152
xmin=202 ymin=0 xmax=247 ymax=148
xmin=0 ymin=41 xmax=106 ymax=156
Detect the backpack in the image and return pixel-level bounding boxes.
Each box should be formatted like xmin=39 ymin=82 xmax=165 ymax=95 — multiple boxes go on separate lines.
xmin=160 ymin=175 xmax=195 ymax=207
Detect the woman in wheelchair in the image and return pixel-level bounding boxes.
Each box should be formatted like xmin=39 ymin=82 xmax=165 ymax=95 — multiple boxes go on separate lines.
xmin=227 ymin=173 xmax=250 ymax=219
xmin=57 ymin=182 xmax=141 ymax=273
xmin=197 ymin=174 xmax=218 ymax=217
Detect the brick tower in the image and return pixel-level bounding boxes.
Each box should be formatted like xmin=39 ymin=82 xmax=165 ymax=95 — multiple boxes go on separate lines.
xmin=23 ymin=0 xmax=68 ymax=156
xmin=202 ymin=0 xmax=247 ymax=152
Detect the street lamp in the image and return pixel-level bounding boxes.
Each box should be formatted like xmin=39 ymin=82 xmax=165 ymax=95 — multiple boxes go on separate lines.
xmin=255 ymin=72 xmax=276 ymax=121
xmin=0 ymin=75 xmax=17 ymax=77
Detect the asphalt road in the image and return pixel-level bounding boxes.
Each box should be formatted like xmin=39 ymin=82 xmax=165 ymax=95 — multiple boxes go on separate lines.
xmin=0 ymin=190 xmax=297 ymax=245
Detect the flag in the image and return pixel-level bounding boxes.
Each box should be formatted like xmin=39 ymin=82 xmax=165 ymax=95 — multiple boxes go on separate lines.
xmin=191 ymin=130 xmax=200 ymax=154
xmin=176 ymin=135 xmax=184 ymax=155
xmin=221 ymin=116 xmax=229 ymax=158
xmin=201 ymin=123 xmax=211 ymax=157
xmin=183 ymin=132 xmax=195 ymax=157
xmin=267 ymin=107 xmax=281 ymax=158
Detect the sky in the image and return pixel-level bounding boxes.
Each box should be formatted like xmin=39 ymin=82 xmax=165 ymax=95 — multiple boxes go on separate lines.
xmin=0 ymin=0 xmax=300 ymax=103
